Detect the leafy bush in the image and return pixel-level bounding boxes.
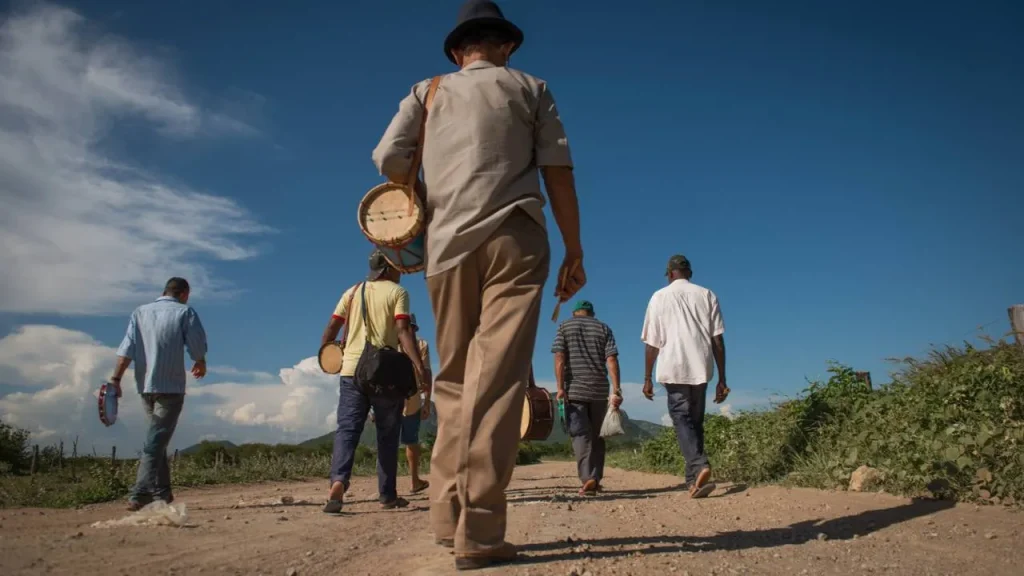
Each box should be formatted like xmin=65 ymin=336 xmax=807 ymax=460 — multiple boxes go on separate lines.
xmin=0 ymin=419 xmax=30 ymax=474
xmin=627 ymin=341 xmax=1024 ymax=503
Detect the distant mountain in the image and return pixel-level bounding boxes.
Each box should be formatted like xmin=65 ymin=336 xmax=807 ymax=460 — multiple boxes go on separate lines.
xmin=180 ymin=440 xmax=238 ymax=454
xmin=298 ymin=403 xmax=665 ymax=448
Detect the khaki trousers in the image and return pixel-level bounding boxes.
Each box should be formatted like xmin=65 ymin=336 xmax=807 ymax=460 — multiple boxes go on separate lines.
xmin=426 ymin=210 xmax=550 ymax=555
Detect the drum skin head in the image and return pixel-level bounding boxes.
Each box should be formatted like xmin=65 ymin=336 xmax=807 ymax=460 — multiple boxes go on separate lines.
xmin=358 ymin=183 xmax=424 ymax=246
xmin=318 ymin=342 xmax=344 ymax=374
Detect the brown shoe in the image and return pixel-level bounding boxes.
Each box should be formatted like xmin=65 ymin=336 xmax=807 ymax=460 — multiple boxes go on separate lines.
xmin=454 ymin=542 xmax=518 ymax=571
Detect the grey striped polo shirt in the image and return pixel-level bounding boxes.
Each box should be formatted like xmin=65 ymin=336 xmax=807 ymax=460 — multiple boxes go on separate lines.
xmin=551 ymin=315 xmax=618 ymax=402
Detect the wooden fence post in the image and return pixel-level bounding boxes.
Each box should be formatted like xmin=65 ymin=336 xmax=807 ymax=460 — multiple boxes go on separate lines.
xmin=70 ymin=436 xmax=79 ymax=480
xmin=111 ymin=446 xmax=117 ymax=471
xmin=30 ymin=445 xmax=39 ymax=475
xmin=173 ymin=449 xmax=178 ymax=464
xmin=1009 ymin=305 xmax=1024 ymax=351
xmin=854 ymin=371 xmax=873 ymax=390
xmin=58 ymin=441 xmax=64 ymax=471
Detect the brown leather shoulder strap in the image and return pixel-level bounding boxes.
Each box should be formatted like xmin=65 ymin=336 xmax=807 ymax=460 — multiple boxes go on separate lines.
xmin=404 ymin=76 xmax=442 ymax=215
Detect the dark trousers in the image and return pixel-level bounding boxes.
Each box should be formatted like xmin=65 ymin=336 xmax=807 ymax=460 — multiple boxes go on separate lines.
xmin=665 ymin=383 xmax=710 ymax=486
xmin=566 ymin=399 xmax=608 ymax=484
xmin=330 ymin=376 xmax=404 ymax=502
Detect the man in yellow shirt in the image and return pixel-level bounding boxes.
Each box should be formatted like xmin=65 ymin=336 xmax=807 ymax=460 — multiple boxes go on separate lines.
xmin=399 ymin=314 xmax=433 ymax=494
xmin=319 ymin=251 xmax=427 ymax=514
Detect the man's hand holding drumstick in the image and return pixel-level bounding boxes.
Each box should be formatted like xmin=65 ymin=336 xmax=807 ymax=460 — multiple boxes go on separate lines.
xmin=542 ymin=166 xmax=586 ymax=319
xmin=552 ymin=252 xmax=587 ymax=320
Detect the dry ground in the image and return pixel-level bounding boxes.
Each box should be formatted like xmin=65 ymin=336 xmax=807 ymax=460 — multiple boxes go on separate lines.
xmin=1 ymin=462 xmax=1021 ymax=575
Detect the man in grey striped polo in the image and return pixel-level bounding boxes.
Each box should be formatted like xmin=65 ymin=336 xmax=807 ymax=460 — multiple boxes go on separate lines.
xmin=551 ymin=300 xmax=621 ymax=495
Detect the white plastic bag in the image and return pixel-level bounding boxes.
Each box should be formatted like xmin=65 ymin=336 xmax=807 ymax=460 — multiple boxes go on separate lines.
xmin=599 ymin=402 xmax=625 ymax=438
xmin=91 ymin=501 xmax=192 ymax=529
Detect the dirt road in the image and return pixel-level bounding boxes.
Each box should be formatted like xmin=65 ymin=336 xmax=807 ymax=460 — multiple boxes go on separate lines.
xmin=1 ymin=462 xmax=1021 ymax=575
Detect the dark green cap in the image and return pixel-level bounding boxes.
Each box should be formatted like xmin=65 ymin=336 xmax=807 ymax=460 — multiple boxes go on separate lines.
xmin=573 ymin=300 xmax=594 ymax=313
xmin=666 ymin=254 xmax=691 ymax=274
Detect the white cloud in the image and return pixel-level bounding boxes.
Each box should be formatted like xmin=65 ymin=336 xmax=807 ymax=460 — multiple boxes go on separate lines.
xmin=208 ymin=357 xmax=339 ymax=434
xmin=0 ymin=3 xmax=268 ymax=314
xmin=0 ymin=325 xmax=338 ymax=452
xmin=660 ymin=413 xmax=673 ymax=426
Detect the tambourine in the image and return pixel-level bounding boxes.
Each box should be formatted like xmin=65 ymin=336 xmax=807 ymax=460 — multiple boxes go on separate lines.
xmin=98 ymin=382 xmax=118 ymax=426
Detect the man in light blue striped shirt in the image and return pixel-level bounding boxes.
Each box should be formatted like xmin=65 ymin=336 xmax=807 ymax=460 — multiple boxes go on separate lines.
xmin=110 ymin=277 xmax=208 ymax=510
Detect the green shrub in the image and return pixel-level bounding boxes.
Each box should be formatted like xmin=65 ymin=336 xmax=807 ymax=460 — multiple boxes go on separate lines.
xmin=625 ymin=341 xmax=1024 ymax=503
xmin=0 ymin=420 xmax=30 ymax=474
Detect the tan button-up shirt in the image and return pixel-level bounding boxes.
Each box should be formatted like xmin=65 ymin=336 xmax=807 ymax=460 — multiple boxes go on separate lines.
xmin=372 ymin=60 xmax=573 ymax=278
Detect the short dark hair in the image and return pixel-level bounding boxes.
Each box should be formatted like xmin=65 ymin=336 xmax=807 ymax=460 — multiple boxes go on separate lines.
xmin=163 ymin=277 xmax=190 ymax=298
xmin=456 ymin=26 xmax=514 ymax=53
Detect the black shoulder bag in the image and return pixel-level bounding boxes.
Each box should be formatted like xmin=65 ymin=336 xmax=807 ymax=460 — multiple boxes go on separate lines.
xmin=353 ymin=283 xmax=417 ymax=399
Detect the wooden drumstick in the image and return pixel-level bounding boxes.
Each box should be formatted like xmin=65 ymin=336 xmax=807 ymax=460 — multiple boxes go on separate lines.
xmin=551 ymin=259 xmax=581 ymax=322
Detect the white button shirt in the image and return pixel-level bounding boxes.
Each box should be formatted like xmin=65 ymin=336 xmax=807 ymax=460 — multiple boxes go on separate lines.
xmin=641 ymin=279 xmax=725 ymax=385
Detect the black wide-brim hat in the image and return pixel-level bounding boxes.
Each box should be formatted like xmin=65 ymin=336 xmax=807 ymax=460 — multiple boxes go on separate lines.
xmin=444 ymin=0 xmax=523 ymax=64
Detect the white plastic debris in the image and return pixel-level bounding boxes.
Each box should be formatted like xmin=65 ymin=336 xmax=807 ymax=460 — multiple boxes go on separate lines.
xmin=91 ymin=501 xmax=192 ymax=528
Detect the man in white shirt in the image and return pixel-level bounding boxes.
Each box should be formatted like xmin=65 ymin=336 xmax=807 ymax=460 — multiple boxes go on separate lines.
xmin=641 ymin=255 xmax=728 ymax=499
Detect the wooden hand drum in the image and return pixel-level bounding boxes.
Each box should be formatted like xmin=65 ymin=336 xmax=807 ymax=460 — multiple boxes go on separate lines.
xmin=318 ymin=341 xmax=344 ymax=374
xmin=520 ymin=370 xmax=554 ymax=441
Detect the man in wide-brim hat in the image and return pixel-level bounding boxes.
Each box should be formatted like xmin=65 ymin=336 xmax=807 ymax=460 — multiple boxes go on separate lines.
xmin=372 ymin=0 xmax=587 ymax=570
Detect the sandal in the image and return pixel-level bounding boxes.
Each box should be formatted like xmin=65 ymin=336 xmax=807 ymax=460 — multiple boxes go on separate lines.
xmin=380 ymin=497 xmax=409 ymax=510
xmin=579 ymin=479 xmax=598 ymax=496
xmin=411 ymin=480 xmax=430 ymax=494
xmin=322 ymin=499 xmax=344 ymax=515
xmin=689 ymin=468 xmax=716 ymax=499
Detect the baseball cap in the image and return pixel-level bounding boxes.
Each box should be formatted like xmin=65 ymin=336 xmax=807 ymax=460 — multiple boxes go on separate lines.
xmin=573 ymin=300 xmax=594 ymax=313
xmin=666 ymin=254 xmax=691 ymax=275
xmin=368 ymin=250 xmax=391 ymax=280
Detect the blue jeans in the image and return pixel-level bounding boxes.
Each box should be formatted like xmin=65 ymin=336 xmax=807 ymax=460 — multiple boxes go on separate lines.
xmin=330 ymin=377 xmax=404 ymax=502
xmin=665 ymin=383 xmax=710 ymax=486
xmin=130 ymin=393 xmax=185 ymax=503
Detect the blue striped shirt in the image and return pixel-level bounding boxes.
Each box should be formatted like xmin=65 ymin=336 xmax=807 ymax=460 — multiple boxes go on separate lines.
xmin=116 ymin=296 xmax=208 ymax=394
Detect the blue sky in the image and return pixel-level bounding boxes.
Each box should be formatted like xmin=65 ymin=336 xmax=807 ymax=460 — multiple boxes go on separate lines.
xmin=0 ymin=1 xmax=1021 ymax=449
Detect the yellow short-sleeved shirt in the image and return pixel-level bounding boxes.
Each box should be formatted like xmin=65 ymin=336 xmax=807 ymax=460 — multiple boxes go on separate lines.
xmin=332 ymin=280 xmax=411 ymax=377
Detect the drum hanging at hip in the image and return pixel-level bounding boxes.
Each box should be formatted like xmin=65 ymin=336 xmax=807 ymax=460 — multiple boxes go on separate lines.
xmin=318 ymin=341 xmax=345 ymax=374
xmin=356 ymin=75 xmax=441 ymax=275
xmin=357 ymin=182 xmax=425 ymax=274
xmin=520 ymin=370 xmax=554 ymax=441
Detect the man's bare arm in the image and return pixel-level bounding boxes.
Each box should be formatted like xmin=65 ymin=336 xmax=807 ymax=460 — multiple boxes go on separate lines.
xmin=321 ymin=317 xmax=344 ymax=347
xmin=644 ymin=344 xmax=660 ymax=382
xmin=554 ymin=352 xmax=566 ymax=395
xmin=111 ymin=356 xmax=131 ymax=381
xmin=712 ymin=335 xmax=726 ymax=383
xmin=396 ymin=319 xmax=427 ymax=376
xmin=607 ymin=355 xmax=622 ymax=396
xmin=541 ymin=166 xmax=583 ymax=257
